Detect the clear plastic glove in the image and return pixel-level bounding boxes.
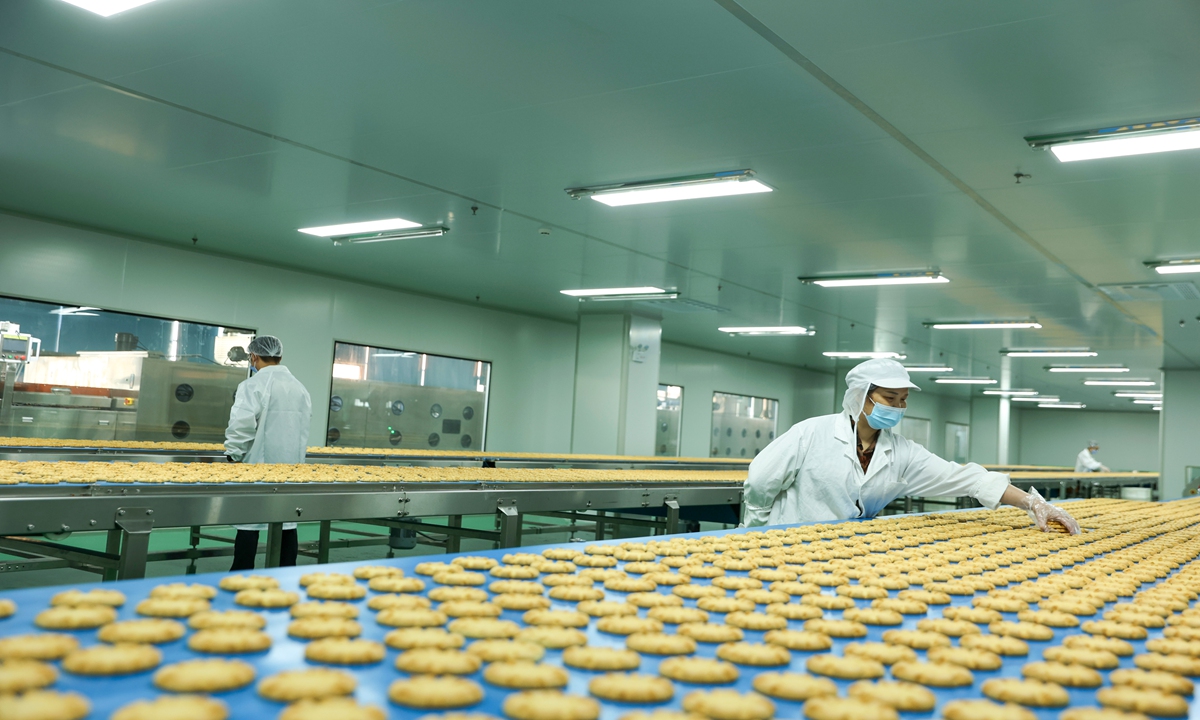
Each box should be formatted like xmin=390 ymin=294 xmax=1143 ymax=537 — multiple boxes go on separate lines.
xmin=1020 ymin=486 xmax=1081 ymax=534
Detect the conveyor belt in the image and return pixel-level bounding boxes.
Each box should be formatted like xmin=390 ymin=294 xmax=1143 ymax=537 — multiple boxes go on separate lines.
xmin=0 ymin=499 xmax=1193 ymax=720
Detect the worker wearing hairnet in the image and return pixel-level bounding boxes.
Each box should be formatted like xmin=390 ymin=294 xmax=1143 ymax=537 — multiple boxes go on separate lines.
xmin=743 ymin=358 xmax=1080 ymax=534
xmin=1074 ymin=440 xmax=1110 ymax=473
xmin=225 ymin=335 xmax=312 ymax=570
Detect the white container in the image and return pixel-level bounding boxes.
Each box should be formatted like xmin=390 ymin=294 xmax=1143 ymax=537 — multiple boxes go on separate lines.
xmin=1120 ymin=487 xmax=1153 ymax=501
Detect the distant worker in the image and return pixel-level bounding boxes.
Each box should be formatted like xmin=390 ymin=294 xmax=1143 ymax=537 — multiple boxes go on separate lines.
xmin=1075 ymin=440 xmax=1110 ymax=473
xmin=224 ymin=335 xmax=312 ymax=570
xmin=743 ymin=358 xmax=1080 ymax=534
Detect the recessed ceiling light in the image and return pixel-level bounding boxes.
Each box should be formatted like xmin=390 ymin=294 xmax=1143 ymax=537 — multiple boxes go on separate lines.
xmin=982 ymin=389 xmax=1039 ymax=396
xmin=1002 ymin=348 xmax=1097 ymax=358
xmin=1083 ymin=380 xmax=1157 ymax=387
xmin=1047 ymin=366 xmax=1129 ymax=373
xmin=934 ymin=377 xmax=997 ymax=385
xmin=560 ymin=287 xmax=674 ymax=300
xmin=903 ymin=365 xmax=955 ymax=373
xmin=1012 ymin=396 xmax=1058 ymax=403
xmin=1132 ymin=399 xmax=1162 ymax=405
xmin=1146 ymin=259 xmax=1200 ymax=275
xmin=799 ymin=271 xmax=949 ymax=288
xmin=1038 ymin=402 xmax=1086 ymax=409
xmin=718 ymin=326 xmax=814 ymax=336
xmin=566 ymin=170 xmax=771 ymax=207
xmin=823 ymin=351 xmax=906 ymax=360
xmin=58 ymin=0 xmax=162 ymax=16
xmin=299 ymin=218 xmax=422 ymax=237
xmin=925 ymin=320 xmax=1042 ymax=330
xmin=1113 ymin=392 xmax=1163 ymax=399
xmin=1028 ymin=117 xmax=1200 ymax=162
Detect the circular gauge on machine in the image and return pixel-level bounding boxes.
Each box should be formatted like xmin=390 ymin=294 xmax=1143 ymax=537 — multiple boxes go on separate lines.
xmin=463 ymin=406 xmax=474 ymax=420
xmin=171 ymin=421 xmax=190 ymax=439
xmin=389 ymin=430 xmax=402 ymax=446
xmin=175 ymin=384 xmax=194 ymax=403
xmin=430 ymin=403 xmax=442 ymax=419
xmin=326 ymin=428 xmax=341 ymax=445
xmin=428 ymin=433 xmax=440 ymax=447
xmin=391 ymin=400 xmax=405 ymax=415
xmin=460 ymin=435 xmax=472 ymax=448
xmin=329 ymin=396 xmax=343 ymax=413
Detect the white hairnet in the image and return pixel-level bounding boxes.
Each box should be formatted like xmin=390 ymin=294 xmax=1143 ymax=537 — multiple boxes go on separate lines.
xmin=841 ymin=358 xmax=921 ymax=418
xmin=248 ymin=335 xmax=283 ymax=358
xmin=1087 ymin=440 xmax=1099 ymax=448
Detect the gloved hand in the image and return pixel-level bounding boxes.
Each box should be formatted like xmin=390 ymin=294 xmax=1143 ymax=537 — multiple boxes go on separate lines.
xmin=1020 ymin=486 xmax=1081 ymax=534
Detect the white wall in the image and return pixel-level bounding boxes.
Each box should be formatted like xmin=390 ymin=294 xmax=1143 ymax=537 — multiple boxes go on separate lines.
xmin=658 ymin=343 xmax=835 ymax=459
xmin=1160 ymin=370 xmax=1200 ymax=499
xmin=1017 ymin=408 xmax=1160 ymax=473
xmin=0 ymin=212 xmax=579 ymax=452
xmin=902 ymin=391 xmax=972 ymax=460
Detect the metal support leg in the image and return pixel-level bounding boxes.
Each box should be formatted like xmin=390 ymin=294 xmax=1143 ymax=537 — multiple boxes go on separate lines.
xmin=595 ymin=511 xmax=606 ymax=540
xmin=103 ymin=529 xmax=122 ymax=582
xmin=904 ymin=496 xmax=913 ymax=514
xmin=317 ymin=521 xmax=331 ymax=564
xmin=447 ymin=516 xmax=462 ymax=554
xmin=115 ymin=518 xmax=154 ymax=581
xmin=664 ymin=499 xmax=680 ymax=535
xmin=264 ymin=523 xmax=284 ymax=568
xmin=497 ymin=505 xmax=521 ymax=548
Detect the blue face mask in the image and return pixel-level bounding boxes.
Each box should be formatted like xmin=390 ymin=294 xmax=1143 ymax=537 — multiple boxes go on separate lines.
xmin=866 ymin=401 xmax=905 ymax=430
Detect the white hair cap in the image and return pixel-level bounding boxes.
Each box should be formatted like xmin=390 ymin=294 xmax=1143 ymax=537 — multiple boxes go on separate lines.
xmin=842 ymin=358 xmax=921 ymax=418
xmin=248 ymin=335 xmax=283 ymax=358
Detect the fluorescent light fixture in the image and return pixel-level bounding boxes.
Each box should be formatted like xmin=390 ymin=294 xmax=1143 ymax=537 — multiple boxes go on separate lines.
xmin=1132 ymin=399 xmax=1162 ymax=405
xmin=560 ymin=287 xmax=679 ymax=303
xmin=299 ymin=218 xmax=422 ymax=237
xmin=1002 ymin=348 xmax=1097 ymax=358
xmin=1153 ymin=406 xmax=1163 ymax=411
xmin=926 ymin=320 xmax=1042 ymax=330
xmin=1028 ymin=117 xmax=1200 ymax=163
xmin=327 ymin=226 xmax=448 ymax=245
xmin=50 ymin=306 xmax=100 ymax=317
xmin=566 ymin=170 xmax=771 ymax=207
xmin=719 ymin=326 xmax=814 ymax=336
xmin=1113 ymin=392 xmax=1162 ymax=399
xmin=903 ymin=365 xmax=955 ymax=373
xmin=58 ymin=0 xmax=161 ymax=16
xmin=800 ymin=271 xmax=949 ymax=288
xmin=1047 ymin=366 xmax=1129 ymax=373
xmin=1013 ymin=396 xmax=1058 ymax=403
xmin=934 ymin=377 xmax=997 ymax=385
xmin=1083 ymin=380 xmax=1157 ymax=387
xmin=331 ymin=363 xmax=362 ymax=380
xmin=823 ymin=351 xmax=906 ymax=360
xmin=1038 ymin=402 xmax=1086 ymax=409
xmin=1146 ymin=259 xmax=1200 ymax=275
xmin=982 ymin=389 xmax=1039 ymax=396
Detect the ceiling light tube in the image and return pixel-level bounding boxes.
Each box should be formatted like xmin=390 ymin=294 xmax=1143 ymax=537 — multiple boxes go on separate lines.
xmin=903 ymin=365 xmax=955 ymax=373
xmin=982 ymin=389 xmax=1039 ymax=396
xmin=799 ymin=271 xmax=949 ymax=288
xmin=823 ymin=351 xmax=906 ymax=360
xmin=934 ymin=377 xmax=997 ymax=385
xmin=1083 ymin=380 xmax=1157 ymax=387
xmin=1146 ymin=259 xmax=1200 ymax=275
xmin=328 ymin=226 xmax=449 ymax=245
xmin=1002 ymin=348 xmax=1097 ymax=358
xmin=1113 ymin=392 xmax=1163 ymax=399
xmin=1027 ymin=117 xmax=1200 ymax=162
xmin=1012 ymin=396 xmax=1058 ymax=403
xmin=719 ymin=326 xmax=814 ymax=336
xmin=1047 ymin=366 xmax=1129 ymax=373
xmin=58 ymin=0 xmax=162 ymax=16
xmin=1038 ymin=402 xmax=1086 ymax=409
xmin=560 ymin=287 xmax=674 ymax=300
xmin=925 ymin=320 xmax=1042 ymax=330
xmin=299 ymin=218 xmax=422 ymax=237
xmin=1132 ymin=399 xmax=1163 ymax=405
xmin=565 ymin=170 xmax=772 ymax=207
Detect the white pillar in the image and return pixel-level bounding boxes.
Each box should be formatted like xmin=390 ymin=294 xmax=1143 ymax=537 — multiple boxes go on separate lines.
xmin=997 ymin=356 xmax=1012 ymax=465
xmin=1159 ymin=369 xmax=1200 ymax=499
xmin=570 ymin=312 xmax=662 ymax=456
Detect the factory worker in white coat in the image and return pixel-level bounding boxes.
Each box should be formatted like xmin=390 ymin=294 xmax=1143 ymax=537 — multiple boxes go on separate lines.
xmin=224 ymin=335 xmax=312 ymax=570
xmin=743 ymin=358 xmax=1080 ymax=534
xmin=1074 ymin=441 xmax=1110 ymax=473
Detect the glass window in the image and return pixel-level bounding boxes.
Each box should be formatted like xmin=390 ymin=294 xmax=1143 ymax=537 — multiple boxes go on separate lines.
xmin=0 ymin=295 xmax=253 ymax=443
xmin=945 ymin=422 xmax=970 ymax=463
xmin=655 ymin=384 xmax=683 ymax=457
xmin=899 ymin=416 xmax=931 ymax=449
xmin=326 ymin=342 xmax=490 ymax=450
xmin=711 ymin=391 xmax=778 ymax=458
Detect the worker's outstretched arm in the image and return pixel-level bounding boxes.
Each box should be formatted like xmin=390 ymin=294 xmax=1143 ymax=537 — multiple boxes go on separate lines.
xmin=1000 ymin=484 xmax=1081 ymax=534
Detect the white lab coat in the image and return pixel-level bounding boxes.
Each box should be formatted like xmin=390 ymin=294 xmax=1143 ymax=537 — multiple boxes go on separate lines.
xmin=743 ymin=413 xmax=1010 ymax=527
xmin=225 ymin=365 xmax=312 ymax=531
xmin=1075 ymin=448 xmax=1104 ymax=473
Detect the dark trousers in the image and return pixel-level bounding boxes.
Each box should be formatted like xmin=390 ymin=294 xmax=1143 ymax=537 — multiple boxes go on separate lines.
xmin=230 ymin=528 xmax=298 ymax=571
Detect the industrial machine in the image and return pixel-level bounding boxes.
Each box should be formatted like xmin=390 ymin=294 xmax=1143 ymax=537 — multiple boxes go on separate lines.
xmin=710 ymin=391 xmax=778 ymax=459
xmin=326 ymin=378 xmax=487 ymax=450
xmin=655 ymin=384 xmax=683 ymax=457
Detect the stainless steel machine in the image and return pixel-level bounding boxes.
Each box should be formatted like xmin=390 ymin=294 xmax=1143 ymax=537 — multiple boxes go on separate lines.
xmin=326 ymin=379 xmax=487 ymax=449
xmin=710 ymin=391 xmax=778 ymax=459
xmin=655 ymin=384 xmax=683 ymax=457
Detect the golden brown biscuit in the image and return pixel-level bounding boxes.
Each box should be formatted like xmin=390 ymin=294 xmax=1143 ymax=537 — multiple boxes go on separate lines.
xmin=515 ymin=626 xmax=588 ymax=649
xmin=715 ymin=642 xmax=790 ymax=666
xmin=589 ymin=673 xmax=674 ymax=703
xmin=233 ymin=589 xmax=298 ymax=609
xmin=677 ymin=623 xmax=743 ymax=644
xmin=62 ymin=643 xmax=161 ymax=676
xmin=801 ymin=594 xmax=856 ymax=610
xmin=891 ymin=660 xmax=973 ymax=687
xmin=802 ymin=696 xmax=898 ymax=720
xmin=928 ymin=645 xmax=1003 ymax=670
xmin=725 ymin=612 xmax=787 ymax=631
xmin=579 ymin=601 xmax=638 ymax=617
xmin=454 ymin=556 xmax=500 ymax=570
xmin=288 ymin=617 xmax=361 ymax=639
xmin=626 ymin=632 xmax=697 ymax=656
xmin=1110 ymin=668 xmax=1194 ymax=695
xmin=981 ymin=678 xmax=1069 ymax=707
xmin=1063 ymin=634 xmax=1134 ymax=656
xmin=369 ymin=594 xmax=433 ymax=611
xmin=188 ymin=628 xmax=272 ymax=654
xmin=1018 ymin=610 xmax=1080 ymax=628
xmin=989 ymin=621 xmax=1055 ymax=641
xmin=940 ymin=699 xmax=1037 ymax=720
xmin=942 ymin=606 xmax=1002 ymax=624
xmin=1021 ymin=661 xmax=1102 ymax=688
xmin=440 ymin=601 xmax=502 ymax=619
xmin=385 ymin=627 xmax=465 ymax=650
xmin=1096 ymin=687 xmax=1188 ymax=717
xmin=388 ymin=676 xmax=483 ymax=709
xmin=658 ymin=656 xmax=739 ymax=684
xmin=379 ymin=608 xmax=448 ymax=629
xmin=0 ymin=659 xmax=56 ymax=694
xmin=880 ymin=629 xmax=951 ymax=649
xmin=765 ymin=602 xmax=822 ymax=620
xmin=98 ymin=618 xmax=186 ymax=645
xmin=259 ymin=668 xmax=356 ymax=702
xmin=847 ymin=680 xmax=936 ymax=712
xmin=1043 ymin=646 xmax=1119 ymax=669
xmin=522 ymin=609 xmax=588 ymax=627
xmin=397 ymin=649 xmax=483 ymax=675
xmin=369 ymin=576 xmax=427 ymax=593
xmin=805 ymin=654 xmax=884 ymax=680
xmin=917 ymin=618 xmax=981 ymax=637
xmin=873 ymin=598 xmax=928 ymax=615
xmin=961 ymin=633 xmax=1029 ymax=656
xmin=291 ymin=601 xmax=358 ymax=619
xmin=548 ymin=586 xmax=604 ymax=602
xmin=0 ymin=691 xmax=89 ymax=720
xmin=483 ymin=661 xmax=568 ymax=689
xmin=153 ymin=659 xmax=255 ymax=692
xmin=110 ymin=695 xmax=227 ymax=720
xmin=0 ymin=599 xmax=14 ymax=619
xmin=306 ymin=638 xmax=385 ymax=665
xmin=647 ymin=607 xmax=709 ymax=625
xmin=751 ymin=671 xmax=836 ymax=701
xmin=467 ymin=640 xmax=545 ymax=663
xmin=843 ymin=608 xmax=903 ymax=626
xmin=279 ymin=698 xmax=386 ymax=720
xmin=219 ymin=575 xmax=278 ymax=591
xmin=1147 ymin=638 xmax=1200 ymax=658
xmin=1134 ymin=652 xmax=1200 ymax=675
xmin=681 ymin=689 xmax=774 ymax=720
xmin=493 ymin=594 xmax=552 ymax=611
xmin=1058 ymin=709 xmax=1152 ymax=720
xmin=844 ymin=642 xmax=917 ymax=666
xmin=353 ymin=565 xmax=404 ymax=579
xmin=430 ymin=587 xmax=490 ymax=603
xmin=697 ymin=597 xmax=755 ymax=614
xmin=0 ymin=634 xmax=78 ymax=661
xmin=596 ymin=616 xmax=664 ymax=636
xmin=34 ymin=605 xmax=116 ymax=630
xmin=563 ymin=645 xmax=641 ymax=671
xmin=50 ymin=588 xmax=126 ymax=607
xmin=763 ymin=630 xmax=832 ymax=652
xmin=502 ymin=690 xmax=599 ymax=720
xmin=804 ymin=619 xmax=867 ymax=638
xmin=150 ymin=583 xmax=217 ymax=600
xmin=1082 ymin=621 xmax=1147 ymax=640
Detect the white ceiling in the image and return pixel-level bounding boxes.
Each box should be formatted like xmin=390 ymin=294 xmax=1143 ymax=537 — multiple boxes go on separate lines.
xmin=0 ymin=0 xmax=1197 ymax=411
